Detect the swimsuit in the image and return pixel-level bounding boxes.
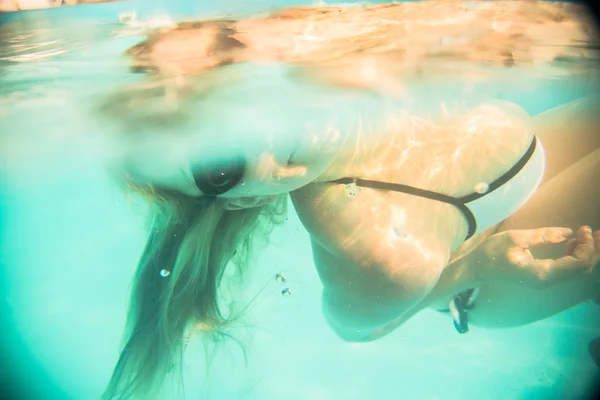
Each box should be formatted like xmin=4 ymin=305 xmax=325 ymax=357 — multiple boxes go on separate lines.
xmin=329 ymin=135 xmax=546 ymax=333
xmin=329 ymin=136 xmax=546 ymax=244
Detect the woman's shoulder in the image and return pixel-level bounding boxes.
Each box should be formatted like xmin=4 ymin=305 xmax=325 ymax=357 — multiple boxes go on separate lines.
xmin=313 ymin=99 xmax=535 ymax=199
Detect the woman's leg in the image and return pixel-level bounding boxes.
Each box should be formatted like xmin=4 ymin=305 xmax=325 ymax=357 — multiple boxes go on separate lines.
xmin=467 ymin=95 xmax=600 ymax=329
xmin=531 ymin=93 xmax=600 ymax=185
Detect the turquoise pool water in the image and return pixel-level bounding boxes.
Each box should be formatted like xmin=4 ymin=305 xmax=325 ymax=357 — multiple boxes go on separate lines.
xmin=1 ymin=2 xmax=599 ymax=399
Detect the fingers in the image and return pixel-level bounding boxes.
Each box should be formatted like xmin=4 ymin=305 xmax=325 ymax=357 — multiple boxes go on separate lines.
xmin=256 ymin=152 xmax=282 ymax=181
xmin=509 ymin=227 xmax=573 ymax=248
xmin=275 ymin=164 xmax=308 ymax=179
xmin=573 ymin=226 xmax=594 ymax=262
xmin=593 ymin=230 xmax=600 ymax=273
xmin=522 ymin=256 xmax=588 ymax=289
xmin=566 ymin=238 xmax=577 ymax=256
xmin=577 ymin=225 xmax=592 ymax=242
xmin=520 ymin=226 xmax=598 ymax=289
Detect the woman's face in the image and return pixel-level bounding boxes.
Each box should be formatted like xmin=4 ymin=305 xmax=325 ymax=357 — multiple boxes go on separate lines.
xmin=113 ymin=22 xmax=387 ymax=209
xmin=118 ymin=62 xmax=360 ymax=208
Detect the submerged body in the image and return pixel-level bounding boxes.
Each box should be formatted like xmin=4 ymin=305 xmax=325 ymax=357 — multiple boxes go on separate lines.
xmin=100 ymin=2 xmax=600 ymax=399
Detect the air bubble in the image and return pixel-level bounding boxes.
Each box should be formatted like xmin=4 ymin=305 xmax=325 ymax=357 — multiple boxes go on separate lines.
xmin=344 ymin=181 xmax=361 ymax=199
xmin=275 ymin=273 xmax=287 ymax=283
xmin=474 ymin=182 xmax=490 ymax=194
xmin=281 ymin=288 xmax=292 ymax=297
xmin=393 ymin=227 xmax=407 ymax=238
xmin=160 ymin=269 xmax=171 ymax=277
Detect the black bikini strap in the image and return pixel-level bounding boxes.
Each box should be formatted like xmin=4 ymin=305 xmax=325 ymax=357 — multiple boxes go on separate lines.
xmin=458 ymin=137 xmax=537 ymax=203
xmin=329 ymin=177 xmax=478 ymax=240
xmin=328 ymin=137 xmax=537 ymax=241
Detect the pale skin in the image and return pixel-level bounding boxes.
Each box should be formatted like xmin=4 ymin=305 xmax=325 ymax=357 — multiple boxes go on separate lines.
xmin=458 ymin=96 xmax=600 ymax=329
xmin=290 ymin=95 xmax=600 ymax=341
xmin=419 ymin=95 xmax=600 ymax=329
xmin=113 ymin=2 xmax=600 ymax=341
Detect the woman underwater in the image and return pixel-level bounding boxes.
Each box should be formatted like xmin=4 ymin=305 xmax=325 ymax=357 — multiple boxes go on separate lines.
xmin=100 ymin=2 xmax=600 ymax=399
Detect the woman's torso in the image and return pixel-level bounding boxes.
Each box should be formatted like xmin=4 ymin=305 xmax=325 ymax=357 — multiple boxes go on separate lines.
xmin=290 ymin=100 xmax=535 ymax=274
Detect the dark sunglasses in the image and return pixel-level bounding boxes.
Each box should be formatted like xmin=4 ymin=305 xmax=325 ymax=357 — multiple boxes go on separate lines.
xmin=191 ymin=153 xmax=246 ymax=197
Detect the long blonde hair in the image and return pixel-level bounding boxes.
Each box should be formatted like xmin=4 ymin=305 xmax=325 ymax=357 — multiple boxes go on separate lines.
xmin=102 ymin=175 xmax=287 ymax=399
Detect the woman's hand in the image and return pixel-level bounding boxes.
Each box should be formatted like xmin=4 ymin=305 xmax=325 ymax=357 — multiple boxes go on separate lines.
xmin=476 ymin=226 xmax=599 ymax=289
xmin=255 ymin=152 xmax=308 ymax=182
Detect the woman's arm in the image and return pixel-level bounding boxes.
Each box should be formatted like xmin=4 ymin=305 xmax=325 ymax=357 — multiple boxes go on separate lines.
xmin=359 ymin=250 xmax=483 ymax=341
xmin=363 ymin=225 xmax=596 ymax=340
